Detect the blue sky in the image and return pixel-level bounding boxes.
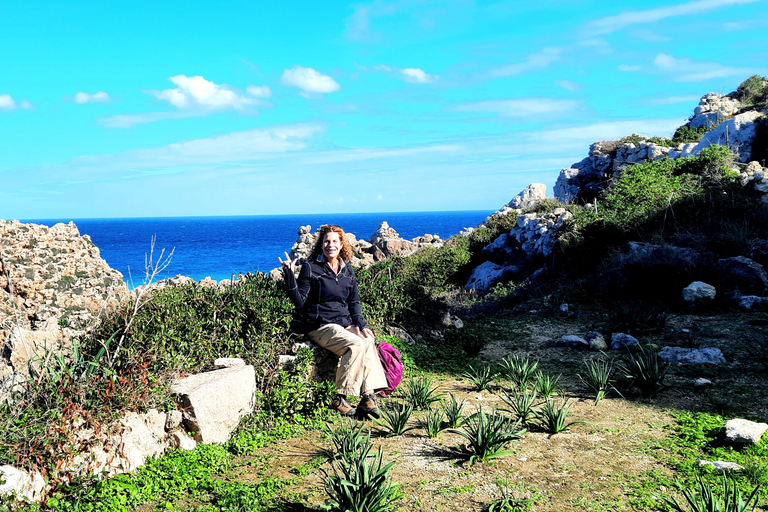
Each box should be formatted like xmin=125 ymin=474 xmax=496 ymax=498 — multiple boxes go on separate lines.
xmin=2 ymin=0 xmax=766 ymax=219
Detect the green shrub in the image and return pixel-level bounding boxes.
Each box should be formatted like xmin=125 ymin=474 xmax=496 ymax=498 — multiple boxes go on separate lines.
xmin=402 ymin=376 xmax=445 ymax=410
xmin=356 ymin=238 xmax=471 ymax=329
xmin=672 ymin=124 xmax=709 ymax=145
xmin=88 ymin=273 xmax=294 ymax=378
xmin=733 ymin=75 xmax=768 ymax=106
xmin=533 ymin=398 xmax=582 ymax=434
xmin=373 ymin=401 xmax=416 ymax=437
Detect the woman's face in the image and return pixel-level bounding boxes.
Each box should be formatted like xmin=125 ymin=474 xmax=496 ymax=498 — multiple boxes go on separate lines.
xmin=323 ymin=231 xmax=342 ymax=261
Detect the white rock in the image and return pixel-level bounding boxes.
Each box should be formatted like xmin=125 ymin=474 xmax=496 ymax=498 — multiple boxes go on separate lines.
xmin=700 ymin=460 xmax=743 ymax=471
xmin=465 ymin=261 xmax=517 ymax=292
xmin=508 ymin=183 xmax=547 ymax=209
xmin=171 ymin=365 xmax=256 ymax=444
xmin=725 ymin=418 xmax=768 ymax=444
xmin=682 ymin=281 xmax=716 ymax=303
xmin=0 ymin=466 xmax=46 ymax=503
xmin=692 ymin=111 xmax=765 ymax=162
xmin=693 ymin=378 xmax=712 ymax=388
xmin=214 ymin=357 xmax=245 ymax=368
xmin=171 ymin=430 xmax=198 ymax=451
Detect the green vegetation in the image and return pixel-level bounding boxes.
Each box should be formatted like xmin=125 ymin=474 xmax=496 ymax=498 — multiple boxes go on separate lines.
xmin=532 ymin=399 xmax=581 ymax=434
xmin=402 ymin=376 xmax=445 ymax=410
xmin=462 ymin=363 xmax=498 ymax=391
xmin=733 ymin=75 xmax=768 ymax=106
xmin=451 ymin=406 xmax=526 ymax=464
xmin=578 ymin=356 xmax=616 ymax=405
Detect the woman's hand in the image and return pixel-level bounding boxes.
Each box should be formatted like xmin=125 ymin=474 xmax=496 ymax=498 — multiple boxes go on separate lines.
xmin=355 ymin=326 xmax=375 ymax=340
xmin=278 ymin=251 xmax=298 ymax=273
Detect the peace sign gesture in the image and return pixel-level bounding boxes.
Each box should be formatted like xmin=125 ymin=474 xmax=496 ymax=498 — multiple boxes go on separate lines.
xmin=278 ymin=251 xmax=298 ymax=273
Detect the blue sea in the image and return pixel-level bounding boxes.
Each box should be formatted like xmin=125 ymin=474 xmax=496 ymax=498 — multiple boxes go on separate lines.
xmin=26 ymin=211 xmax=490 ymax=286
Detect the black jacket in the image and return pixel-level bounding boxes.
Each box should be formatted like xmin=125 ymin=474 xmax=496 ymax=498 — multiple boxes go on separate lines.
xmin=283 ymin=255 xmax=367 ymax=330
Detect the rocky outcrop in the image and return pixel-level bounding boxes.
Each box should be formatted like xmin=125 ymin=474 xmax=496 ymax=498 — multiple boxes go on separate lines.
xmin=0 ymin=220 xmax=128 ymax=384
xmin=689 ymin=92 xmax=742 ymax=129
xmin=692 ymin=110 xmax=765 ymax=162
xmin=271 ymin=222 xmax=444 ymax=278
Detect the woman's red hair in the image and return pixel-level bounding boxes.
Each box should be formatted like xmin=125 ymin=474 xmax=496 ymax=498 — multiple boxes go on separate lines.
xmin=312 ymin=225 xmax=353 ymax=261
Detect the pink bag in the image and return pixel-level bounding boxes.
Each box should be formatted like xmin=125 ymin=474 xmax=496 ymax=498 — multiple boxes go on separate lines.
xmin=376 ymin=341 xmax=404 ymax=397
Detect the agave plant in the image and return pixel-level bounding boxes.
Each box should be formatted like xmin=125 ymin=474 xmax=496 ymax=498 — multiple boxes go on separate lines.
xmin=498 ymin=354 xmax=539 ymax=389
xmin=418 ymin=408 xmax=446 ymax=438
xmin=462 ymin=363 xmax=498 ymax=391
xmin=578 ymin=356 xmax=616 ymax=405
xmin=373 ymin=401 xmax=417 ymax=437
xmin=533 ymin=398 xmax=582 ymax=434
xmin=499 ymin=388 xmax=539 ymax=425
xmin=619 ymin=345 xmax=669 ymax=397
xmin=324 ymin=419 xmax=372 ymax=461
xmin=402 ymin=376 xmax=445 ymax=410
xmin=533 ymin=371 xmax=561 ymax=399
xmin=322 ymin=444 xmax=400 ymax=512
xmin=450 ymin=406 xmax=526 ymax=464
xmin=662 ymin=472 xmax=761 ymax=512
xmin=443 ymin=393 xmax=467 ymax=428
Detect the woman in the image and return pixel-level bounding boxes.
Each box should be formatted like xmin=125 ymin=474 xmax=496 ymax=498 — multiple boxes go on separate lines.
xmin=279 ymin=225 xmax=387 ymax=418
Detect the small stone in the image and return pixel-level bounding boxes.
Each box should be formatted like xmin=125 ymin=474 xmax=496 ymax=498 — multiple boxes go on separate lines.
xmin=611 ymin=333 xmax=639 ymax=349
xmin=165 ymin=410 xmax=184 ymax=430
xmin=171 ymin=430 xmax=198 ymax=451
xmin=214 ymin=358 xmax=245 ymax=368
xmin=658 ymin=347 xmax=726 ymax=364
xmin=693 ymin=378 xmax=712 ymax=388
xmin=585 ymin=331 xmax=607 ymax=351
xmin=700 ymin=460 xmax=743 ymax=471
xmin=556 ymin=335 xmax=589 ymax=349
xmin=682 ymin=281 xmax=716 ymax=303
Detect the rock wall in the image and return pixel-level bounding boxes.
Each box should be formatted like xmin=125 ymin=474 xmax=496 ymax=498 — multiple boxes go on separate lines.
xmin=0 ymin=220 xmax=128 ymax=384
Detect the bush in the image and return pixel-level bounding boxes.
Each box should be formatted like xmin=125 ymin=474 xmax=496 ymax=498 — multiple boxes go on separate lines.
xmin=672 ymin=125 xmax=709 ymax=145
xmin=733 ymin=75 xmax=768 ymax=106
xmin=356 ymin=238 xmax=471 ymax=330
xmin=88 ymin=273 xmax=294 ymax=378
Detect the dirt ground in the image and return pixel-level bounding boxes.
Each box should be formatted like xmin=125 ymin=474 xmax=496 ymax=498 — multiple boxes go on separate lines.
xmin=231 ymin=310 xmax=768 ymax=511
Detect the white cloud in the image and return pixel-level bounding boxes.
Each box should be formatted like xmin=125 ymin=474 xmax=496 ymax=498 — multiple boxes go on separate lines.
xmin=98 ymin=111 xmax=211 ymax=129
xmin=74 ymin=91 xmax=110 ymax=104
xmin=0 ymin=94 xmax=16 ymax=109
xmin=371 ymin=64 xmax=439 ymax=83
xmin=618 ymin=64 xmax=643 ymax=72
xmin=281 ymin=66 xmax=340 ymax=95
xmin=0 ymin=94 xmax=33 ymax=110
xmin=554 ymin=80 xmax=581 ymax=92
xmin=456 ymin=98 xmax=578 ymax=117
xmin=247 ymin=85 xmax=272 ymax=98
xmin=487 ymin=47 xmax=561 ymax=78
xmin=401 ymin=68 xmax=437 ymax=84
xmin=587 ymin=0 xmax=759 ymax=35
xmin=148 ymin=75 xmax=259 ymax=109
xmin=653 ymin=52 xmax=757 ymax=81
xmin=650 ymin=95 xmax=702 ymax=105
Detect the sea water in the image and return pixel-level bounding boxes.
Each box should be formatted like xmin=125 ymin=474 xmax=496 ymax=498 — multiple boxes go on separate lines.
xmin=27 ymin=211 xmax=491 ymax=285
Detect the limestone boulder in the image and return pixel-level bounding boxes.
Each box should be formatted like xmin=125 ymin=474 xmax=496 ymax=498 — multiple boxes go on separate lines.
xmin=725 ymin=418 xmax=768 ymax=444
xmin=715 ymin=256 xmax=768 ymax=296
xmin=508 ymin=183 xmax=546 ymax=209
xmin=171 ymin=365 xmax=256 ymax=444
xmin=611 ymin=333 xmax=639 ymax=350
xmin=555 ymin=335 xmax=589 ymax=349
xmin=465 ymin=261 xmax=518 ymax=292
xmin=658 ymin=347 xmax=726 ymax=364
xmin=682 ymin=281 xmax=716 ymax=303
xmin=0 ymin=466 xmax=46 ymax=503
xmin=692 ymin=110 xmax=764 ymax=162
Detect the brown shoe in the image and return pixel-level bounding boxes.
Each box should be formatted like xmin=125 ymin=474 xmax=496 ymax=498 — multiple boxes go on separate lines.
xmin=358 ymin=394 xmax=381 ymax=419
xmin=330 ymin=395 xmax=357 ymax=417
